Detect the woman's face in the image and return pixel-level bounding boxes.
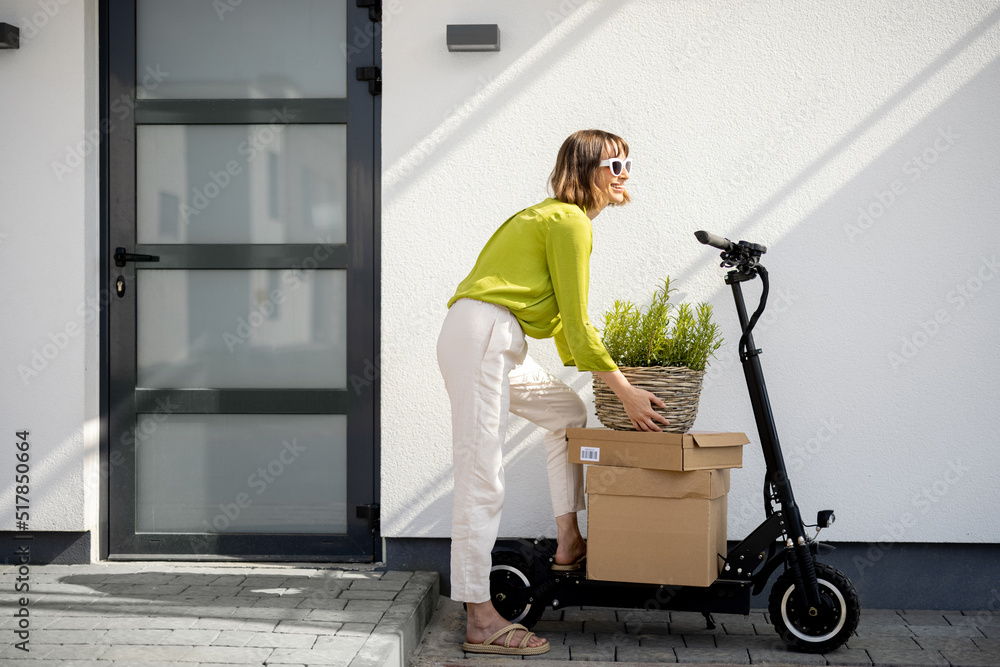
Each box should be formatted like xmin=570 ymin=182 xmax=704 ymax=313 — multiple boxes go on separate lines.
xmin=595 ymin=143 xmax=630 ymax=206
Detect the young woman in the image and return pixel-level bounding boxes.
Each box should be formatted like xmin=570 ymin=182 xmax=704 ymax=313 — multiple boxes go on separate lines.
xmin=437 ymin=129 xmax=669 ymax=655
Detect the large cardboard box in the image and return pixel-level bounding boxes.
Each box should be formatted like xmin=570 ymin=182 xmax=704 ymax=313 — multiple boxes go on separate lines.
xmin=586 ymin=465 xmax=729 ymax=587
xmin=568 ymin=428 xmax=747 ymax=471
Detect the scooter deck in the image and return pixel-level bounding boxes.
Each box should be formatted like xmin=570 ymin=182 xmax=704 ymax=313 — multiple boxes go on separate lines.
xmin=547 ymin=568 xmax=753 ymax=615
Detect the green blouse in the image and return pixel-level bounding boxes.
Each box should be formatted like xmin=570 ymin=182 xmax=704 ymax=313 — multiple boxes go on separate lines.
xmin=448 ymin=198 xmax=617 ymax=372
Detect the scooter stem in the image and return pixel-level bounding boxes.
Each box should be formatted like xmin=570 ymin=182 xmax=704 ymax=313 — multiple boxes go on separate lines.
xmin=729 ymin=268 xmax=822 ymax=610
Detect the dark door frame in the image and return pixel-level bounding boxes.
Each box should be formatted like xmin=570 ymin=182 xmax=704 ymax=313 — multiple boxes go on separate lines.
xmin=98 ymin=0 xmax=381 ymax=561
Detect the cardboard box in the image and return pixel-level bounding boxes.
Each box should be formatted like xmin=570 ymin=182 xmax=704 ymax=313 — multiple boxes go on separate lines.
xmin=568 ymin=428 xmax=747 ymax=471
xmin=585 ymin=465 xmax=729 ymax=587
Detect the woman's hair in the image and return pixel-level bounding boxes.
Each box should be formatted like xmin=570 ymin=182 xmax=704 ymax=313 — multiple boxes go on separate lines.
xmin=549 ymin=129 xmax=631 ymax=211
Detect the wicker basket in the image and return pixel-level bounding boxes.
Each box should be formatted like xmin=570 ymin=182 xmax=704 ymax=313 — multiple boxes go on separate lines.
xmin=593 ymin=366 xmax=706 ymax=433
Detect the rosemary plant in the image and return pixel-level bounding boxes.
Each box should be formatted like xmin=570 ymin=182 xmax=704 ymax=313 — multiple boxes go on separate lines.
xmin=599 ymin=278 xmax=724 ymax=371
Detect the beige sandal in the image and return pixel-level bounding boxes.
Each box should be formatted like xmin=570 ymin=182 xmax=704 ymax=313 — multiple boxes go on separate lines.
xmin=551 ymin=554 xmax=586 ymax=571
xmin=462 ymin=622 xmax=551 ymax=655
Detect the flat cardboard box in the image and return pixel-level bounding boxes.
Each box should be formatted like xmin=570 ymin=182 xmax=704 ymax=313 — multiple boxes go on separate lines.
xmin=586 ymin=466 xmax=729 ymax=587
xmin=568 ymin=427 xmax=747 ymax=471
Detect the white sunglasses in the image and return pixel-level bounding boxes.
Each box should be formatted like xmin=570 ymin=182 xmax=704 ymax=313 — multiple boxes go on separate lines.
xmin=599 ymin=157 xmax=632 ymax=176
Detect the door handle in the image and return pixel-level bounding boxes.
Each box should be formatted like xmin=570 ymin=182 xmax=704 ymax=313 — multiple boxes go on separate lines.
xmin=114 ymin=247 xmax=160 ymax=267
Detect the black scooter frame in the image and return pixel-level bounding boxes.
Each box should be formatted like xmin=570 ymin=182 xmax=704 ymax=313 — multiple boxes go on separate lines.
xmin=504 ymin=247 xmax=830 ymax=620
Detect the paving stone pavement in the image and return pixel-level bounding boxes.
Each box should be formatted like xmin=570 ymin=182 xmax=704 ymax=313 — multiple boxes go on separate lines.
xmin=412 ymin=597 xmax=1000 ymax=667
xmin=0 ymin=561 xmax=439 ymax=666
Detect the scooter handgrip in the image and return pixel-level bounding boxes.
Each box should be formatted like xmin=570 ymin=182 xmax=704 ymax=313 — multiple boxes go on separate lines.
xmin=694 ymin=230 xmax=733 ymax=252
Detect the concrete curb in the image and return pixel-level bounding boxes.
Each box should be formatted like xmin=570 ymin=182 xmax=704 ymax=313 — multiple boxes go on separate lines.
xmin=351 ymin=571 xmax=441 ymax=667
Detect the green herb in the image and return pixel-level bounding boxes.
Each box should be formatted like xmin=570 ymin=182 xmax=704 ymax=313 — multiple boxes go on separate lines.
xmin=599 ymin=277 xmax=724 ymax=371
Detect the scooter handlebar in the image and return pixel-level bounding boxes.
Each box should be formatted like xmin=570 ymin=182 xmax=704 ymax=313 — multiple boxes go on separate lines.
xmin=694 ymin=230 xmax=733 ymax=252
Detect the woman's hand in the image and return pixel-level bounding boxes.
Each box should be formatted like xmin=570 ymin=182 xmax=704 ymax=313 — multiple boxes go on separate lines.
xmin=593 ymin=369 xmax=671 ymax=432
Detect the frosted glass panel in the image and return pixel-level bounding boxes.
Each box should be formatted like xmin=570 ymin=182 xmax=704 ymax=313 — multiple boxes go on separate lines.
xmin=137 ymin=270 xmax=347 ymax=389
xmin=135 ymin=414 xmax=346 ymax=533
xmin=137 ymin=0 xmax=347 ymax=99
xmin=138 ymin=125 xmax=346 ymax=244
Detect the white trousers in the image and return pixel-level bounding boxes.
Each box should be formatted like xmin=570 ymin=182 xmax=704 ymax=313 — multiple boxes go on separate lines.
xmin=437 ymin=298 xmax=587 ymax=603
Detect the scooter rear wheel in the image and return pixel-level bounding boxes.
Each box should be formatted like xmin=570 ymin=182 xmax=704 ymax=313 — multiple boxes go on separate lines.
xmin=489 ymin=550 xmax=545 ymax=628
xmin=768 ymin=562 xmax=860 ymax=653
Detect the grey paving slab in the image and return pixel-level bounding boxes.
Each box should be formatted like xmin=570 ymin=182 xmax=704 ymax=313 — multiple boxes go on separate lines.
xmin=158 ymin=629 xmax=224 ymax=645
xmin=616 ymin=609 xmax=672 ymax=624
xmin=93 ymin=614 xmax=201 ymax=629
xmin=972 ymin=637 xmax=1000 ymax=651
xmin=719 ymin=620 xmax=758 ymax=635
xmin=943 ymin=613 xmax=989 ymax=626
xmin=847 ymin=636 xmax=921 ymax=650
xmin=6 ymin=561 xmax=440 ymax=667
xmin=533 ymin=620 xmax=582 ymax=633
xmin=345 ymin=599 xmax=394 ymax=612
xmin=636 ymin=632 xmax=686 ymax=648
xmin=616 ymin=644 xmax=679 ymax=662
xmin=177 ymin=645 xmax=274 ymax=663
xmin=561 ymin=631 xmax=596 ymax=645
xmin=419 ymin=644 xmax=467 ymax=660
xmin=32 ymin=644 xmax=113 ymax=660
xmin=865 ymin=648 xmax=949 ymax=665
xmin=625 ymin=620 xmax=671 ymax=635
xmin=28 ymin=628 xmax=108 ymax=644
xmin=748 ymin=647 xmax=827 ymax=664
xmin=20 ymin=614 xmax=100 ymax=630
xmin=670 ymin=618 xmax=725 ymax=635
xmin=0 ymin=645 xmax=53 ymax=661
xmin=681 ymin=634 xmax=718 ymax=648
xmin=229 ymin=606 xmax=311 ymax=620
xmin=561 ymin=608 xmax=619 ymax=623
xmin=524 ymin=644 xmax=571 ymax=660
xmin=274 ymin=619 xmax=345 ymax=634
xmin=340 ymin=589 xmax=399 ymax=600
xmin=853 ymin=624 xmax=917 ymax=637
xmin=96 ymin=628 xmax=174 ymax=645
xmin=297 ymin=596 xmax=350 ymax=610
xmin=713 ymin=633 xmax=783 ymax=649
xmin=338 ymin=622 xmax=377 ymax=637
xmin=231 ymin=618 xmax=280 ymax=633
xmin=567 ymin=643 xmax=615 ymax=660
xmin=348 ymin=579 xmax=407 ymax=592
xmin=306 ymin=609 xmax=385 ymax=624
xmin=580 ymin=620 xmax=624 ymax=633
xmin=244 ymin=630 xmax=318 ymax=648
xmin=211 ymin=629 xmax=257 ymax=646
xmin=594 ymin=631 xmax=638 ymax=646
xmin=908 ymin=624 xmax=986 ymax=638
xmin=270 ymin=639 xmax=366 ymax=664
xmin=913 ymin=636 xmax=982 ymax=651
xmin=942 ymin=650 xmax=1000 ymax=666
xmin=823 ymin=647 xmax=874 ymax=665
xmin=99 ymin=644 xmax=196 ymax=661
xmin=674 ymin=647 xmax=750 ymax=663
xmin=899 ymin=612 xmax=951 ymax=625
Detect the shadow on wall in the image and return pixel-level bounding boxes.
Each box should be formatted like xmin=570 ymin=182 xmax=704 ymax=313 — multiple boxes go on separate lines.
xmin=383 ymin=0 xmax=641 ymax=198
xmin=671 ymin=2 xmax=1000 ymax=292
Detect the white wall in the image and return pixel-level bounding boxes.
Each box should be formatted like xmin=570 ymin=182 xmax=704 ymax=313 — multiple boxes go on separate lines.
xmin=0 ymin=0 xmax=99 ymax=550
xmin=382 ymin=0 xmax=1000 ymax=546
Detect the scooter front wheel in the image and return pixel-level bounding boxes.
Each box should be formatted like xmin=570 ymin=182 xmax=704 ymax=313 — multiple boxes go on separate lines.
xmin=489 ymin=550 xmax=545 ymax=628
xmin=768 ymin=562 xmax=860 ymax=653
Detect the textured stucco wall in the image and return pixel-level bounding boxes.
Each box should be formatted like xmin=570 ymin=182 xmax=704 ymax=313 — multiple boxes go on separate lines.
xmin=0 ymin=0 xmax=98 ymax=537
xmin=382 ymin=0 xmax=1000 ymax=545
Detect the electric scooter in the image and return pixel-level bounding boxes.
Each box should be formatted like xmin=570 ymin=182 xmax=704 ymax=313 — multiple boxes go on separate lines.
xmin=488 ymin=231 xmax=861 ymax=653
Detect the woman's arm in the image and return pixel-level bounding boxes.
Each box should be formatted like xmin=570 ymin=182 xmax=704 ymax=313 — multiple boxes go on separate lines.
xmin=592 ymin=369 xmax=671 ymax=432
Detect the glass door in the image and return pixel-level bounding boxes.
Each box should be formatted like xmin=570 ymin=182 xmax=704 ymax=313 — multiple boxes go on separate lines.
xmin=105 ymin=0 xmax=378 ymax=559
